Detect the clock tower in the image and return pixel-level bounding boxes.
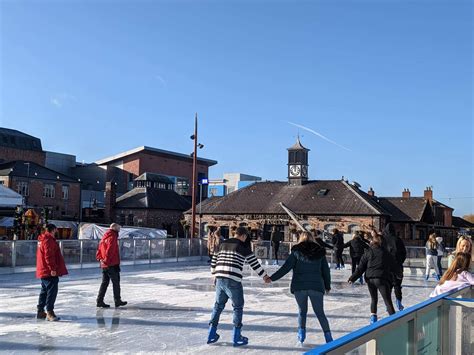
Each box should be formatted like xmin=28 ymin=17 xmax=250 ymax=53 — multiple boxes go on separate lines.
xmin=287 ymin=136 xmax=310 ymax=186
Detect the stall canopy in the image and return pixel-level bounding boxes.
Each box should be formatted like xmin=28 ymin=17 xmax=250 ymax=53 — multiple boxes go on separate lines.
xmin=0 ymin=217 xmax=79 ymax=237
xmin=78 ymin=223 xmax=167 ymax=240
xmin=0 ymin=185 xmax=22 ymax=208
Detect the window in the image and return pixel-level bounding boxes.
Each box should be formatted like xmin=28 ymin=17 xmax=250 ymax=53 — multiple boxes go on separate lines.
xmin=43 ymin=184 xmax=55 ymax=198
xmin=17 ymin=181 xmax=29 ymax=196
xmin=209 ymin=187 xmax=219 ymax=197
xmin=175 ymin=178 xmax=189 ymax=195
xmin=158 ymin=183 xmax=166 ymax=189
xmin=0 ymin=180 xmax=4 ymax=185
xmin=62 ymin=185 xmax=69 ymax=200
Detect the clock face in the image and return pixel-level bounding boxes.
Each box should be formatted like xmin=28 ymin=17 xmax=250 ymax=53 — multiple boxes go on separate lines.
xmin=301 ymin=165 xmax=308 ymax=177
xmin=289 ymin=165 xmax=301 ymax=177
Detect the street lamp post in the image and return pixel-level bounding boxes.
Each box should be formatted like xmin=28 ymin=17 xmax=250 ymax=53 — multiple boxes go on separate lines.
xmin=190 ymin=114 xmax=204 ymax=238
xmin=198 ymin=178 xmax=208 ymax=238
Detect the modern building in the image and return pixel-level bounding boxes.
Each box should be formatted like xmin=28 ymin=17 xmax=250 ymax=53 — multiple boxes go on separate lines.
xmin=208 ymin=173 xmax=262 ymax=197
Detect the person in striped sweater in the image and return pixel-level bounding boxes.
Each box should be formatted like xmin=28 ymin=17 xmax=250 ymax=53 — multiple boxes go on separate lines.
xmin=207 ymin=226 xmax=269 ymax=347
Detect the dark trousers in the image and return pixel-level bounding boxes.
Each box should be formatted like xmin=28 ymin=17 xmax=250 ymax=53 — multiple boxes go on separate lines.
xmin=209 ymin=278 xmax=244 ymax=328
xmin=351 ymin=256 xmax=361 ymax=274
xmin=392 ymin=269 xmax=403 ymax=301
xmin=335 ymin=249 xmax=344 ymax=267
xmin=436 ymin=256 xmax=443 ymax=275
xmin=294 ymin=290 xmax=330 ymax=332
xmin=273 ymin=243 xmax=280 ymax=260
xmin=38 ymin=276 xmax=59 ymax=312
xmin=97 ymin=265 xmax=121 ymax=304
xmin=367 ymin=278 xmax=395 ymax=315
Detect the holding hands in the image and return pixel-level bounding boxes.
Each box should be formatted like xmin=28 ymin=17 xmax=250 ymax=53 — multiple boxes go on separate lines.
xmin=263 ymin=275 xmax=272 ymax=284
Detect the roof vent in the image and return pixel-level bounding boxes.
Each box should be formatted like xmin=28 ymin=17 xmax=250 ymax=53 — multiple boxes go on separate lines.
xmin=316 ymin=189 xmax=329 ymax=196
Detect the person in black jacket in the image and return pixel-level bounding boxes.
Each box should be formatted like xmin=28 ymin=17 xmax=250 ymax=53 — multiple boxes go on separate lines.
xmin=348 ymin=233 xmax=396 ymax=324
xmin=331 ymin=229 xmax=345 ymax=269
xmin=344 ymin=232 xmax=369 ymax=283
xmin=382 ymin=223 xmax=407 ymax=311
xmin=266 ymin=231 xmax=333 ymax=344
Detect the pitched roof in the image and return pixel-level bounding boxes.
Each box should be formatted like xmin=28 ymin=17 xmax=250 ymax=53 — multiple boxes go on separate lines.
xmin=375 ymin=197 xmax=430 ymax=222
xmin=94 ymin=146 xmax=217 ymax=167
xmin=452 ymin=216 xmax=474 ymax=229
xmin=0 ymin=160 xmax=78 ymax=183
xmin=0 ymin=127 xmax=43 ymax=151
xmin=191 ymin=180 xmax=385 ymax=215
xmin=288 ymin=137 xmax=309 ymax=151
xmin=115 ymin=187 xmax=191 ymax=210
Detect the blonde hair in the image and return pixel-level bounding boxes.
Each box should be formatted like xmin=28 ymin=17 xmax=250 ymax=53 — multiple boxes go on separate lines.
xmin=298 ymin=231 xmax=314 ymax=243
xmin=455 ymin=236 xmax=472 ymax=254
xmin=439 ymin=252 xmax=471 ymax=285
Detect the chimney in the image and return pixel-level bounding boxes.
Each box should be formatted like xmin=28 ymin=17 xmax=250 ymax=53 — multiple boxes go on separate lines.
xmin=402 ymin=188 xmax=411 ymax=198
xmin=104 ymin=181 xmax=117 ymax=223
xmin=368 ymin=187 xmax=375 ymax=197
xmin=424 ymin=186 xmax=433 ymax=203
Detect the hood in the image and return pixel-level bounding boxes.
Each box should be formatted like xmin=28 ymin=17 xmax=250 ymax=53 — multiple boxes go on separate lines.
xmin=102 ymin=229 xmax=118 ymax=241
xmin=38 ymin=232 xmax=55 ymax=242
xmin=383 ymin=223 xmax=396 ymax=240
xmin=291 ymin=241 xmax=326 ymax=261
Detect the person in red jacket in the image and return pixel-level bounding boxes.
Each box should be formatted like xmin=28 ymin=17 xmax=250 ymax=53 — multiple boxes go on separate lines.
xmin=96 ymin=223 xmax=127 ymax=308
xmin=36 ymin=224 xmax=68 ymax=321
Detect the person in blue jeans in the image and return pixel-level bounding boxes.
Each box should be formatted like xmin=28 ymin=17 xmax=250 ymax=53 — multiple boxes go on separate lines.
xmin=266 ymin=231 xmax=333 ymax=344
xmin=208 ymin=227 xmax=269 ymax=347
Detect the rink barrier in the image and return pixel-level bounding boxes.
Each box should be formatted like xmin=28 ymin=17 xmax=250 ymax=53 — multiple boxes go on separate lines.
xmin=0 ymin=238 xmax=207 ymax=274
xmin=0 ymin=239 xmax=454 ymax=274
xmin=306 ymin=285 xmax=473 ymax=355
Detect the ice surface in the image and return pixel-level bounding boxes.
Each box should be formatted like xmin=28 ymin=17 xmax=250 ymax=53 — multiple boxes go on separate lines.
xmin=0 ymin=262 xmax=437 ymax=354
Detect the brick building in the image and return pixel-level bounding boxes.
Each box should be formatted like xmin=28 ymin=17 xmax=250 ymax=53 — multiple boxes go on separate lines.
xmin=0 ymin=161 xmax=81 ymax=220
xmin=185 ymin=138 xmax=462 ymax=246
xmin=0 ymin=128 xmax=45 ymax=165
xmin=105 ymin=173 xmax=191 ymax=235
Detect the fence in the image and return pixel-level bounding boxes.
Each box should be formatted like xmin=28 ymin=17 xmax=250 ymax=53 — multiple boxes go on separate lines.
xmin=306 ymin=285 xmax=473 ymax=355
xmin=0 ymin=238 xmax=207 ymax=273
xmin=0 ymin=239 xmax=455 ymax=273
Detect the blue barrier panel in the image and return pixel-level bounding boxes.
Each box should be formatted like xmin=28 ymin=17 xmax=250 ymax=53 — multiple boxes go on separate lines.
xmin=306 ymin=285 xmax=472 ymax=355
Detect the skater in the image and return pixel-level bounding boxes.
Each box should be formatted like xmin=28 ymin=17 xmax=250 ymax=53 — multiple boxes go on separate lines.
xmin=36 ymin=224 xmax=68 ymax=321
xmin=435 ymin=235 xmax=446 ymax=275
xmin=425 ymin=233 xmax=441 ymax=281
xmin=382 ymin=223 xmax=407 ymax=311
xmin=448 ymin=235 xmax=472 ymax=271
xmin=270 ymin=226 xmax=282 ymax=265
xmin=343 ymin=232 xmax=369 ymax=284
xmin=430 ymin=252 xmax=473 ymax=297
xmin=266 ymin=231 xmax=333 ymax=344
xmin=348 ymin=233 xmax=396 ymax=324
xmin=331 ymin=229 xmax=345 ymax=269
xmin=208 ymin=227 xmax=269 ymax=347
xmin=96 ymin=223 xmax=127 ymax=308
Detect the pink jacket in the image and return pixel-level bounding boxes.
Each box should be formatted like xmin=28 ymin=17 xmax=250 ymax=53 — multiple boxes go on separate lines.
xmin=430 ymin=271 xmax=474 ymax=297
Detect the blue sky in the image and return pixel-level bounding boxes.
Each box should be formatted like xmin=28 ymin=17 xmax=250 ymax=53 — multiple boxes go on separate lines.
xmin=0 ymin=0 xmax=472 ymax=216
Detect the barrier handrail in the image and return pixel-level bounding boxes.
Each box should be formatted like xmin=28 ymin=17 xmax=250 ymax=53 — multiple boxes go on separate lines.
xmin=305 ymin=284 xmax=473 ymax=354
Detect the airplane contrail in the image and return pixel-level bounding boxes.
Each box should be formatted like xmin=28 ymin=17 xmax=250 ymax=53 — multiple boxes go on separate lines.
xmin=286 ymin=121 xmax=352 ymax=152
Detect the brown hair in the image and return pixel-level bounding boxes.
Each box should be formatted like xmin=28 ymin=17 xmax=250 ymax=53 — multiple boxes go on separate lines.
xmin=427 ymin=233 xmax=438 ymax=249
xmin=439 ymin=252 xmax=471 ymax=285
xmin=370 ymin=233 xmax=382 ymax=247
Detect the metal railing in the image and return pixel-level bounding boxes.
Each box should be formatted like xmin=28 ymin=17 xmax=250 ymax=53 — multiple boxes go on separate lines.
xmin=0 ymin=239 xmax=455 ymax=273
xmin=306 ymin=285 xmax=473 ymax=355
xmin=0 ymin=238 xmax=207 ymax=272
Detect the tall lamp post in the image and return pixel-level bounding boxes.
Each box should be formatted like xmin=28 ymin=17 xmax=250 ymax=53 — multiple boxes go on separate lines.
xmin=190 ymin=114 xmax=204 ymax=238
xmin=198 ymin=178 xmax=209 ymax=238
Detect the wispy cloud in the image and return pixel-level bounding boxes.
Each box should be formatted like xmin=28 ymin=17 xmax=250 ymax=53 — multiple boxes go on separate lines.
xmin=154 ymin=75 xmax=167 ymax=87
xmin=50 ymin=93 xmax=76 ymax=108
xmin=286 ymin=121 xmax=352 ymax=152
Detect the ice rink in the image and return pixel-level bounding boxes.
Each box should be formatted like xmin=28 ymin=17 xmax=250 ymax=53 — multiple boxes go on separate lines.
xmin=0 ymin=261 xmax=438 ymax=354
